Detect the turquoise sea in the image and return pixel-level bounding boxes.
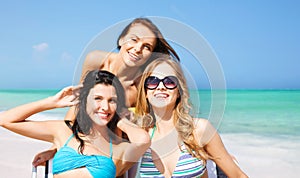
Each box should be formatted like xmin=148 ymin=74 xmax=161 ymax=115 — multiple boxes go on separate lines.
xmin=191 ymin=90 xmax=300 ymax=137
xmin=1 ymin=89 xmax=299 ymax=137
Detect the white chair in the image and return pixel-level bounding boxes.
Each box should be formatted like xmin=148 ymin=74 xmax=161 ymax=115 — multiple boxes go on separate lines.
xmin=31 ymin=159 xmax=53 ymax=178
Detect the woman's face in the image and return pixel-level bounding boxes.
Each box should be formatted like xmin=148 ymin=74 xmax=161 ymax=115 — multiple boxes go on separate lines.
xmin=145 ymin=63 xmax=179 ymax=109
xmin=119 ymin=23 xmax=157 ymax=67
xmin=86 ymin=84 xmax=118 ymax=126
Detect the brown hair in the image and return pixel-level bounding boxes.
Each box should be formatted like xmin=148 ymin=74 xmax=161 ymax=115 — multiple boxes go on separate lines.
xmin=117 ymin=17 xmax=180 ymax=62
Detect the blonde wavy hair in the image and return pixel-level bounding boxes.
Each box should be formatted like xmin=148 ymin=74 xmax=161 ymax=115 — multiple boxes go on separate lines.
xmin=133 ymin=57 xmax=210 ymax=163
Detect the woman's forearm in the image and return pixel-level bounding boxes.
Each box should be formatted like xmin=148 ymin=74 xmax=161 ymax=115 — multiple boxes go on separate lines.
xmin=117 ymin=118 xmax=150 ymax=146
xmin=0 ymin=97 xmax=55 ymax=126
xmin=0 ymin=86 xmax=79 ymax=127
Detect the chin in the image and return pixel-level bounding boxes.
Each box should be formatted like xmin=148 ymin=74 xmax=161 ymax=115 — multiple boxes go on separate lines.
xmin=152 ymin=103 xmax=169 ymax=109
xmin=93 ymin=118 xmax=111 ymax=126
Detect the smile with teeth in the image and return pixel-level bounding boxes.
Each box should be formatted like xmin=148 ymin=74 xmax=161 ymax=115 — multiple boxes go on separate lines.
xmin=154 ymin=93 xmax=169 ymax=98
xmin=96 ymin=112 xmax=110 ymax=119
xmin=128 ymin=52 xmax=141 ymax=61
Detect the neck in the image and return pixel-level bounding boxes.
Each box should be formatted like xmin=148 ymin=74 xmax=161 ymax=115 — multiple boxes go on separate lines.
xmin=153 ymin=107 xmax=175 ymax=135
xmin=110 ymin=53 xmax=141 ymax=80
xmin=89 ymin=125 xmax=110 ymax=141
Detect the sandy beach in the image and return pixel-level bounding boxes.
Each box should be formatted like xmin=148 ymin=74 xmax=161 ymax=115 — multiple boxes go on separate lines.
xmin=0 ymin=127 xmax=299 ymax=178
xmin=221 ymin=133 xmax=300 ymax=178
xmin=0 ymin=128 xmax=51 ymax=178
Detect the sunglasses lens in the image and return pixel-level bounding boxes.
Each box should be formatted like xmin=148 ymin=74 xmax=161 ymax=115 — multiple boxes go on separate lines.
xmin=145 ymin=76 xmax=178 ymax=90
xmin=163 ymin=76 xmax=178 ymax=89
xmin=145 ymin=77 xmax=160 ymax=89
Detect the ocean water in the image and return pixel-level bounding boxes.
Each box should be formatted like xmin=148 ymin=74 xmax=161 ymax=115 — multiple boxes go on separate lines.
xmin=190 ymin=90 xmax=300 ymax=137
xmin=1 ymin=89 xmax=299 ymax=136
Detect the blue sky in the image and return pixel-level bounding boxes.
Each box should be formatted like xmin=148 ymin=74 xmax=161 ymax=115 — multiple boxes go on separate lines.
xmin=0 ymin=0 xmax=299 ymax=89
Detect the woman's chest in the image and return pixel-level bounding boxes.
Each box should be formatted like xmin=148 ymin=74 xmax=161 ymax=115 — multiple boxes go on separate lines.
xmin=140 ymin=144 xmax=206 ymax=177
xmin=122 ymin=81 xmax=138 ymax=107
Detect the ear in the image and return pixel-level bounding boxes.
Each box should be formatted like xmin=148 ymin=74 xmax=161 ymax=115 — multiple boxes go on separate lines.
xmin=118 ymin=37 xmax=124 ymax=47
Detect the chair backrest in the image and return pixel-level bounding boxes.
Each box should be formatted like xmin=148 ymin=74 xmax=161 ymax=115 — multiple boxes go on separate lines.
xmin=31 ymin=159 xmax=53 ymax=178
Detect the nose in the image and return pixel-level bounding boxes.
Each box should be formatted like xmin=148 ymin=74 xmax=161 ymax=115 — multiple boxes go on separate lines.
xmin=100 ymin=100 xmax=109 ymax=111
xmin=133 ymin=42 xmax=143 ymax=53
xmin=156 ymin=81 xmax=166 ymax=90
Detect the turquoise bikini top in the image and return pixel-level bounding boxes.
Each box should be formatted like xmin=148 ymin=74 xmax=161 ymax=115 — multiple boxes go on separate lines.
xmin=53 ymin=134 xmax=116 ymax=178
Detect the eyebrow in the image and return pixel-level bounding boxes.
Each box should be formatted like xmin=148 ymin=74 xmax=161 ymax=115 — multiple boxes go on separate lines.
xmin=131 ymin=34 xmax=154 ymax=44
xmin=93 ymin=93 xmax=117 ymax=98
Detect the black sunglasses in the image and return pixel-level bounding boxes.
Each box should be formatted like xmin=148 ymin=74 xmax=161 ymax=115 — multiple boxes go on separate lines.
xmin=145 ymin=76 xmax=178 ymax=90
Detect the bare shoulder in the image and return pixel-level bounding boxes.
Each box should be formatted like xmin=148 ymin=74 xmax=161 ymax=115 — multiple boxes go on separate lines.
xmin=48 ymin=120 xmax=73 ymax=146
xmin=81 ymin=50 xmax=114 ymax=81
xmin=87 ymin=50 xmax=110 ymax=59
xmin=193 ymin=118 xmax=216 ymax=146
xmin=111 ymin=141 xmax=130 ymax=162
xmin=193 ymin=118 xmax=211 ymax=132
xmin=84 ymin=50 xmax=111 ymax=67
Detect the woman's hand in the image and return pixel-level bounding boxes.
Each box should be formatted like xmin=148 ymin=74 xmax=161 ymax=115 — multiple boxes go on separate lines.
xmin=32 ymin=148 xmax=57 ymax=167
xmin=50 ymin=85 xmax=82 ymax=108
xmin=119 ymin=108 xmax=134 ymax=121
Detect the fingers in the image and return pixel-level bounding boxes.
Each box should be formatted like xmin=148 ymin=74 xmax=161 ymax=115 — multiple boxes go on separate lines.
xmin=55 ymin=85 xmax=83 ymax=106
xmin=66 ymin=85 xmax=82 ymax=99
xmin=61 ymin=85 xmax=82 ymax=95
xmin=119 ymin=108 xmax=134 ymax=120
xmin=72 ymin=84 xmax=83 ymax=91
xmin=66 ymin=98 xmax=80 ymax=107
xmin=32 ymin=156 xmax=46 ymax=167
xmin=32 ymin=148 xmax=57 ymax=167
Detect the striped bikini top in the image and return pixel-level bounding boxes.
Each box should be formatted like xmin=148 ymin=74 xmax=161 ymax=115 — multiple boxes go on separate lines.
xmin=139 ymin=126 xmax=206 ymax=178
xmin=53 ymin=134 xmax=116 ymax=178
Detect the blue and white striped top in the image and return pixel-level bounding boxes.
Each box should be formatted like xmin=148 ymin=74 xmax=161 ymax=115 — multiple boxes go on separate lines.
xmin=139 ymin=143 xmax=206 ymax=178
xmin=139 ymin=125 xmax=206 ymax=178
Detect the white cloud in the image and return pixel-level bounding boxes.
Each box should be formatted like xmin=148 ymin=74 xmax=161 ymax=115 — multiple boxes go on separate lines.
xmin=33 ymin=42 xmax=49 ymax=52
xmin=61 ymin=52 xmax=73 ymax=61
xmin=32 ymin=42 xmax=49 ymax=61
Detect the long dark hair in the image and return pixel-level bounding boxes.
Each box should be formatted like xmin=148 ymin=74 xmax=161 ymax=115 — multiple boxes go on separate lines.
xmin=117 ymin=17 xmax=180 ymax=62
xmin=72 ymin=70 xmax=126 ymax=153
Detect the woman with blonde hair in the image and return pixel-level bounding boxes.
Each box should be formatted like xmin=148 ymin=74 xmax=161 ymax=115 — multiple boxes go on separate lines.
xmin=132 ymin=57 xmax=248 ymax=177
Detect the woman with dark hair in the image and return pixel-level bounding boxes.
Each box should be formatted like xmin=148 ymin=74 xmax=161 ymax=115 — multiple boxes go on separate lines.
xmin=32 ymin=17 xmax=180 ymax=167
xmin=80 ymin=17 xmax=179 ymax=107
xmin=0 ymin=70 xmax=150 ymax=177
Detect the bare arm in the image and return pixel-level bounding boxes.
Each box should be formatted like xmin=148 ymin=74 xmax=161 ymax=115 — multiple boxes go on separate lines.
xmin=115 ymin=116 xmax=151 ymax=175
xmin=0 ymin=86 xmax=79 ymax=142
xmin=194 ymin=119 xmax=248 ymax=178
